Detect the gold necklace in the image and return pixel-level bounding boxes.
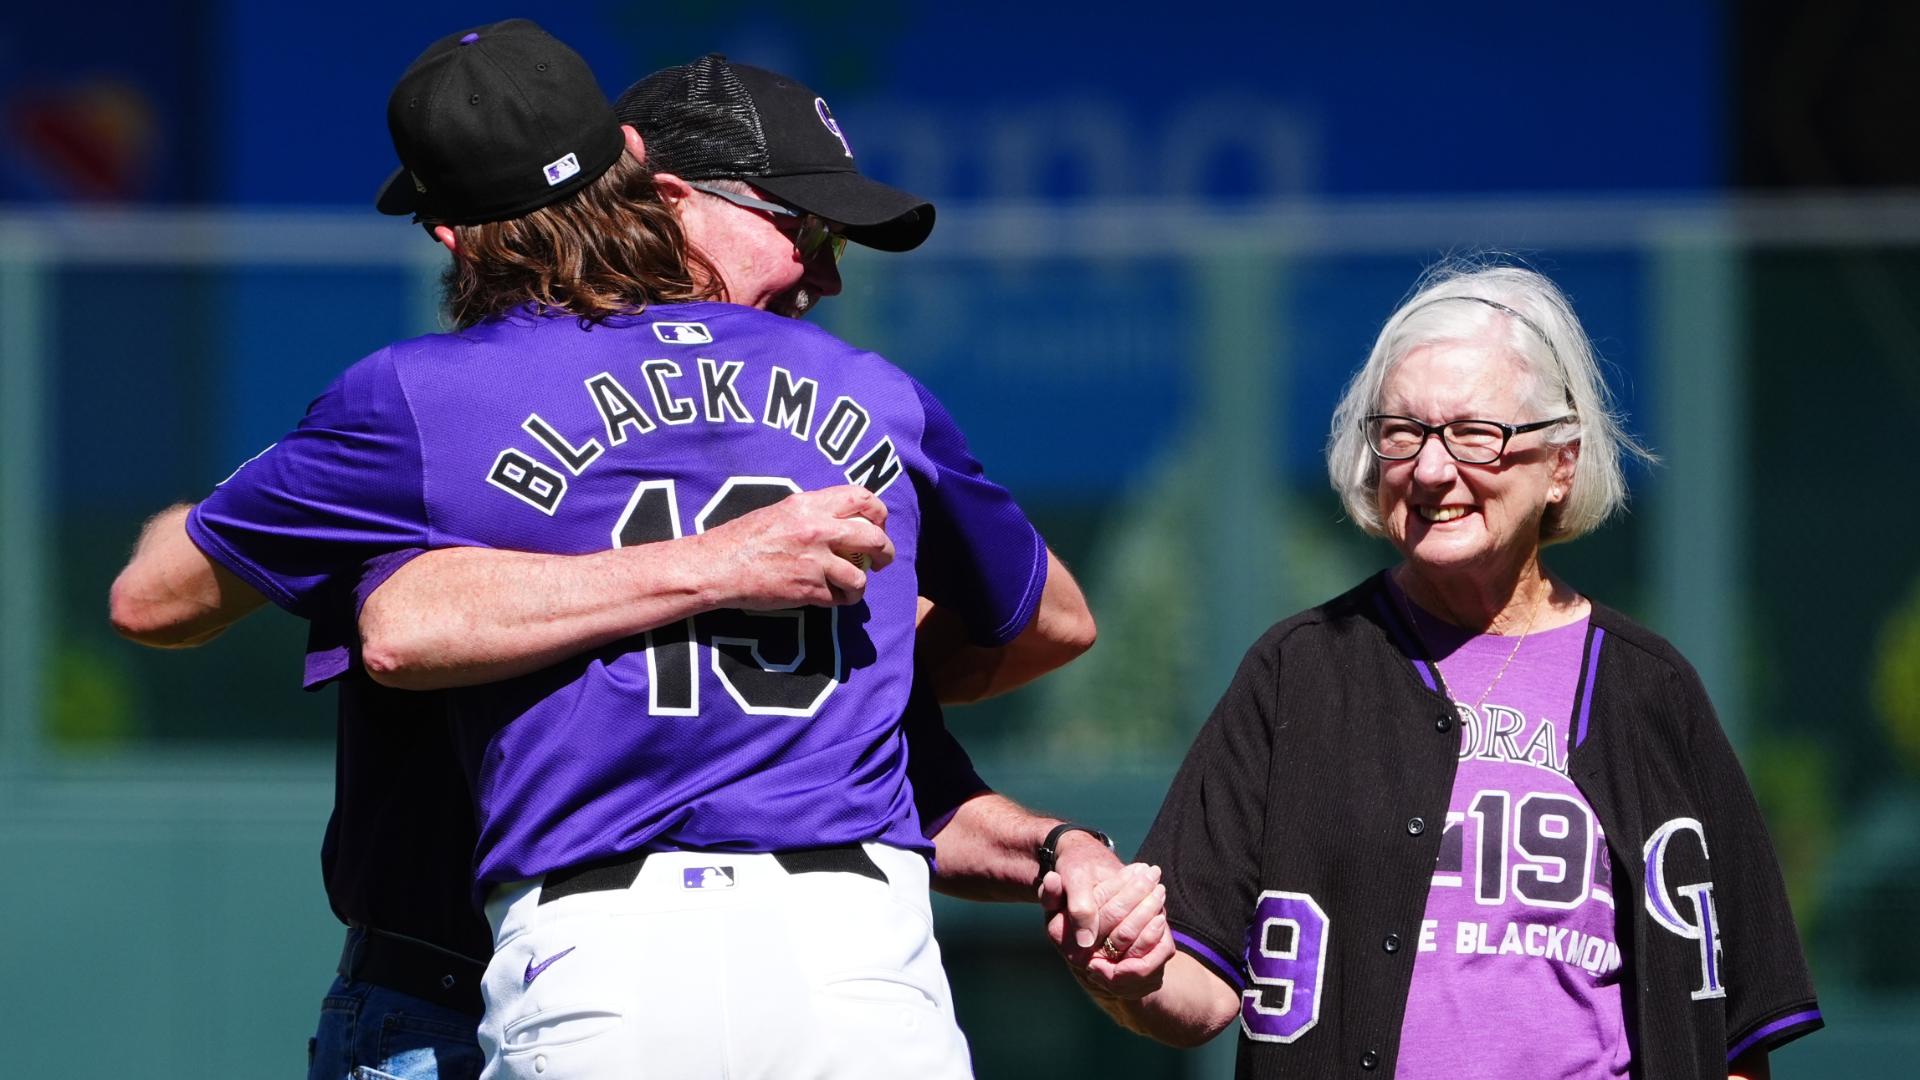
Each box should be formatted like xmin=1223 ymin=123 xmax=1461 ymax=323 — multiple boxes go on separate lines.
xmin=1398 ymin=579 xmax=1545 ymax=711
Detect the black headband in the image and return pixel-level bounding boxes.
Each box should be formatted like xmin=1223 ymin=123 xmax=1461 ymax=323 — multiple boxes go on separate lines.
xmin=1404 ymin=295 xmax=1559 ymax=364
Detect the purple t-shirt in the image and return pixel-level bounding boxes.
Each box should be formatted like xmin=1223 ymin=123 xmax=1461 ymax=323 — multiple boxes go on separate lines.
xmin=1393 ymin=602 xmax=1629 ymax=1080
xmin=188 ymin=302 xmax=1046 ymax=887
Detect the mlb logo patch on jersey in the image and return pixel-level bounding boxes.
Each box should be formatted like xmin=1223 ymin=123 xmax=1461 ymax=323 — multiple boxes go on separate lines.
xmin=683 ymin=866 xmax=736 ymax=890
xmin=653 ymin=321 xmax=713 ymax=345
xmin=543 ymin=152 xmax=582 ymax=186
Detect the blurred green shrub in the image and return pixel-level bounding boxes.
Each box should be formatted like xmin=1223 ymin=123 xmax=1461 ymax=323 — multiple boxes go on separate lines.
xmin=1873 ymin=575 xmax=1920 ymax=775
xmin=49 ymin=636 xmax=138 ymax=746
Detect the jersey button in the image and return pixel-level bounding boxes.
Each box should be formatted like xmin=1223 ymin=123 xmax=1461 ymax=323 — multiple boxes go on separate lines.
xmin=1382 ymin=933 xmax=1401 ymax=954
xmin=1361 ymin=1049 xmax=1381 ymax=1070
xmin=1435 ymin=712 xmax=1453 ymax=733
xmin=1406 ymin=816 xmax=1426 ymax=836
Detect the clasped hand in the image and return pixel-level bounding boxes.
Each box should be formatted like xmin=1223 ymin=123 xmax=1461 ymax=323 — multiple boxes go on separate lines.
xmin=699 ymin=485 xmax=894 ymax=608
xmin=1039 ymin=850 xmax=1176 ymax=999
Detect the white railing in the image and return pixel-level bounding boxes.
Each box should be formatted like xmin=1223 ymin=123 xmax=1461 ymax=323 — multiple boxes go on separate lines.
xmin=17 ymin=193 xmax=1920 ymax=763
xmin=2 ymin=193 xmax=1917 ymax=1080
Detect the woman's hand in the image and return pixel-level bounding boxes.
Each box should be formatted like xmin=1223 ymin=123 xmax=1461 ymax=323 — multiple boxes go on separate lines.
xmin=1039 ymin=862 xmax=1174 ymax=999
xmin=1040 ymin=862 xmax=1240 ymax=1045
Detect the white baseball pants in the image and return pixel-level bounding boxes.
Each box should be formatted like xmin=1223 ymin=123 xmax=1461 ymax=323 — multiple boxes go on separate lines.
xmin=477 ymin=843 xmax=972 ymax=1079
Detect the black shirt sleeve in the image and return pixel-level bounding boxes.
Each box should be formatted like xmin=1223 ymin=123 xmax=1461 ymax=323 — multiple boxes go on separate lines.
xmin=1675 ymin=665 xmax=1824 ymax=1059
xmin=900 ymin=679 xmax=991 ymax=838
xmin=1135 ymin=628 xmax=1280 ymax=989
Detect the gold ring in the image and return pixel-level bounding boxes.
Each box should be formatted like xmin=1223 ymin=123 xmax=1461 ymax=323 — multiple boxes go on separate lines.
xmin=1100 ymin=937 xmax=1124 ymax=960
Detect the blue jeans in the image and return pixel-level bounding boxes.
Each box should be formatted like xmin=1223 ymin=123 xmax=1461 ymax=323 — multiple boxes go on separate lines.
xmin=307 ymin=973 xmax=484 ymax=1080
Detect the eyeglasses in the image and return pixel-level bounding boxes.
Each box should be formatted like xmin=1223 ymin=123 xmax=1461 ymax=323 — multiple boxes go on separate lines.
xmin=1363 ymin=413 xmax=1573 ymax=465
xmin=685 ymin=181 xmax=848 ymax=263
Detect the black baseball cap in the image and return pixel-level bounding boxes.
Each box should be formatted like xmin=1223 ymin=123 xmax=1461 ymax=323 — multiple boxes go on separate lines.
xmin=613 ymin=55 xmax=934 ymax=252
xmin=376 ymin=20 xmax=624 ymax=226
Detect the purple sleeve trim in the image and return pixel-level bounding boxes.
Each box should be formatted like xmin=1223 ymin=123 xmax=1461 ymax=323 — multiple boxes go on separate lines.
xmin=1173 ymin=930 xmax=1245 ymax=992
xmin=905 ymin=375 xmax=1050 ymax=647
xmin=918 ymin=792 xmax=988 ymax=843
xmin=302 ymin=645 xmax=351 ymax=689
xmin=1727 ymin=1008 xmax=1823 ymax=1062
xmin=1574 ymin=627 xmax=1606 ymax=748
xmin=980 ymin=525 xmax=1048 ymax=647
xmin=1371 ymin=588 xmax=1437 ymax=692
xmin=354 ymin=548 xmax=428 ymax=617
xmin=184 ymin=504 xmax=300 ymax=612
xmin=297 ymin=550 xmax=427 ymax=690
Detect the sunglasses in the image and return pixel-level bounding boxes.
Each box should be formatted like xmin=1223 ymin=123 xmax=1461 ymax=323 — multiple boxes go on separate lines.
xmin=686 ymin=181 xmax=848 ymax=263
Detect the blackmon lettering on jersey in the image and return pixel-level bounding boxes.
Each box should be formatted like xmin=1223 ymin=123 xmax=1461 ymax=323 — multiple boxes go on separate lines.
xmin=488 ymin=355 xmax=902 ymax=516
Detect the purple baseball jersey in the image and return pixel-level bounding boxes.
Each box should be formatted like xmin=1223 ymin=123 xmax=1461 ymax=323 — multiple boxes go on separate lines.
xmin=189 ymin=302 xmax=1046 ymax=887
xmin=1393 ymin=606 xmax=1629 ymax=1079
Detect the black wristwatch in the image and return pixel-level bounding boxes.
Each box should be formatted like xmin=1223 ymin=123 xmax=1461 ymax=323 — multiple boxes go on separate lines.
xmin=1035 ymin=822 xmax=1115 ymax=880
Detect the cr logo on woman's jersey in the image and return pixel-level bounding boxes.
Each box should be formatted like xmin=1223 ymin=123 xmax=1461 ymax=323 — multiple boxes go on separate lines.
xmin=1643 ymin=817 xmax=1726 ymax=1000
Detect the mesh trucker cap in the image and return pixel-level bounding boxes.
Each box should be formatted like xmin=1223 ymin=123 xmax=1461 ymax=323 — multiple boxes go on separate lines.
xmin=376 ymin=20 xmax=624 ymax=226
xmin=613 ymin=55 xmax=934 ymax=252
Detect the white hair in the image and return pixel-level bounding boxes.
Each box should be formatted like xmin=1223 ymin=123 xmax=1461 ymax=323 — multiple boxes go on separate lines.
xmin=1325 ymin=260 xmax=1656 ymax=544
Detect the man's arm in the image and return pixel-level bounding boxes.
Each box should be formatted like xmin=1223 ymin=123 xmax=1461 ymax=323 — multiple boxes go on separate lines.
xmin=110 ymin=504 xmax=269 ymax=647
xmin=359 ymin=516 xmax=1116 ymax=921
xmin=926 ymin=790 xmax=1177 ymax=1004
xmin=910 ymin=549 xmax=1102 ymax=904
xmin=359 ymin=497 xmax=1084 ymax=695
xmin=356 ymin=495 xmax=1122 ymax=936
xmin=914 ymin=549 xmax=1095 ymax=704
xmin=927 ymin=792 xmax=1114 ymax=906
xmin=110 ymin=484 xmax=892 ymax=671
xmin=357 ymin=485 xmax=893 ymax=689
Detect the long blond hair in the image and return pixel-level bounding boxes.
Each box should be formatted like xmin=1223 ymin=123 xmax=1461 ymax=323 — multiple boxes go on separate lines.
xmin=440 ymin=153 xmax=720 ymax=329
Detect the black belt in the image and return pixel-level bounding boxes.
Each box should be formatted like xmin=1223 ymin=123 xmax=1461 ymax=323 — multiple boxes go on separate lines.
xmin=539 ymin=843 xmax=886 ymax=905
xmin=337 ymin=925 xmax=486 ymax=1018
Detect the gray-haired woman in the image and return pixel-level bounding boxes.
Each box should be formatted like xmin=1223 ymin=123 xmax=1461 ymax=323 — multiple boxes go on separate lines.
xmin=1058 ymin=263 xmax=1821 ymax=1079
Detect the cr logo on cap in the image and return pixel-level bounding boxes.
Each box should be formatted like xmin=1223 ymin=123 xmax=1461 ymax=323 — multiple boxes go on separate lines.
xmin=815 ymin=97 xmax=852 ymax=159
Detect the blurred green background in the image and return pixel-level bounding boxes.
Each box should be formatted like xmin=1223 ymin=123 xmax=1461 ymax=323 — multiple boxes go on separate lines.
xmin=4 ymin=2 xmax=1919 ymax=1076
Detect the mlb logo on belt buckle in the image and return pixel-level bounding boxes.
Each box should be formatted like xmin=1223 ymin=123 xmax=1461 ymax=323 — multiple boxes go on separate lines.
xmin=683 ymin=866 xmax=736 ymax=890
